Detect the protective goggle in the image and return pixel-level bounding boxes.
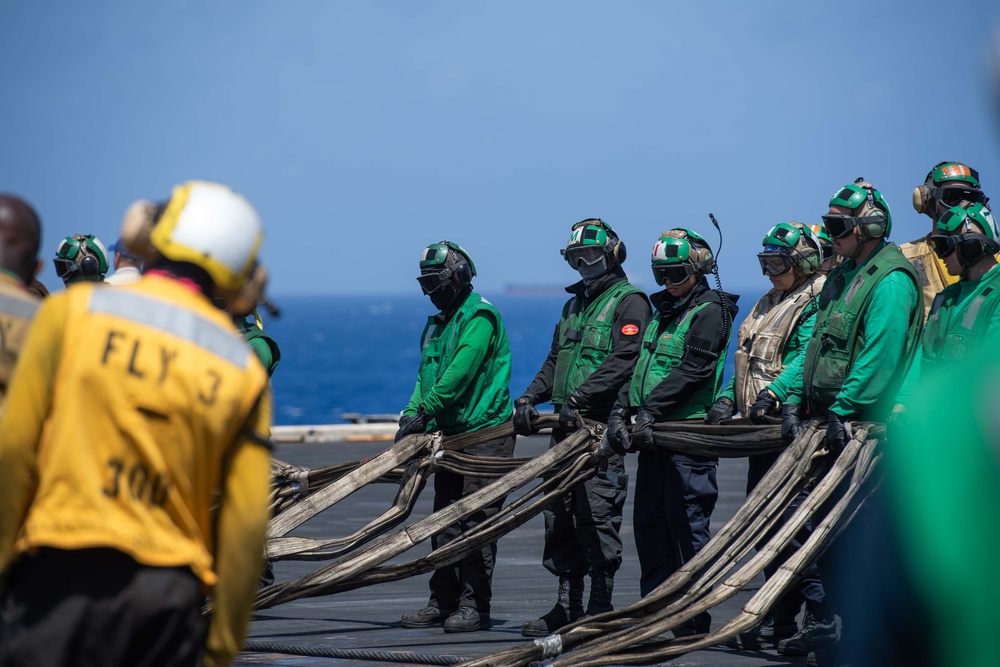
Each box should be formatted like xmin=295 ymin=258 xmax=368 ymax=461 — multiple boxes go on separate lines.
xmin=416 ymin=268 xmax=454 ymax=294
xmin=757 ymin=252 xmax=794 ymax=276
xmin=928 ymin=233 xmax=997 ymax=260
xmin=561 ymin=245 xmax=605 ymax=268
xmin=821 ymin=214 xmax=883 ymax=239
xmin=53 ymin=257 xmax=82 ymax=278
xmin=929 ymin=185 xmax=988 ymax=209
xmin=653 ymin=262 xmax=698 ymax=286
xmin=819 ymin=242 xmax=834 ymax=262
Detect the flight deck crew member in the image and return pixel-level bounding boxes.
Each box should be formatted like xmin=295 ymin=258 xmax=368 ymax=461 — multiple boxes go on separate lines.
xmin=894 ymin=203 xmax=1000 ymax=415
xmin=707 ymin=222 xmax=826 ymax=650
xmin=513 ymin=218 xmax=650 ymax=637
xmin=783 ymin=179 xmax=922 ymax=662
xmin=902 ymin=161 xmax=990 ymax=318
xmin=0 ymin=194 xmax=43 ymax=417
xmin=397 ymin=241 xmax=515 ymax=634
xmin=0 ymin=181 xmax=274 ymax=667
xmin=52 ymin=233 xmax=109 ymax=286
xmin=606 ymin=228 xmax=738 ymax=637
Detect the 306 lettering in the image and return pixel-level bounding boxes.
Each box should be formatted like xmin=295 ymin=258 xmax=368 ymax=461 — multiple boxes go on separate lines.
xmin=102 ymin=458 xmax=170 ymax=506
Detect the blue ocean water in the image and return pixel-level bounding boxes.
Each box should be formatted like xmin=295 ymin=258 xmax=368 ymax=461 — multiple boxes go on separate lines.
xmin=265 ymin=291 xmax=763 ymax=426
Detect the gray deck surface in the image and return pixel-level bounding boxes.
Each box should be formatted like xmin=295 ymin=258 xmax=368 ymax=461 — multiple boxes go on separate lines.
xmin=237 ymin=434 xmax=806 ymax=666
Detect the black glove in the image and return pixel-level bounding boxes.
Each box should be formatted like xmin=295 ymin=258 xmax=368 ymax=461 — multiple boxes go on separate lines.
xmin=749 ymin=389 xmax=778 ymax=424
xmin=395 ymin=406 xmax=429 ymax=443
xmin=705 ymin=397 xmax=735 ymax=425
xmin=605 ymin=408 xmax=630 ymax=456
xmin=513 ymin=395 xmax=539 ymax=436
xmin=781 ymin=403 xmax=800 ymax=445
xmin=558 ymin=396 xmax=582 ymax=431
xmin=631 ymin=409 xmax=656 ymax=452
xmin=826 ymin=411 xmax=847 ymax=456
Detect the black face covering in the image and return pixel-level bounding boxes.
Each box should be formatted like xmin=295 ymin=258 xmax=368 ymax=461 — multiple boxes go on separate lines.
xmin=428 ymin=281 xmax=461 ymax=311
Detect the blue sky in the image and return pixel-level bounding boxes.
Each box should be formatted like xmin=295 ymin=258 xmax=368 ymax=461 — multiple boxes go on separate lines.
xmin=3 ymin=1 xmax=999 ymax=296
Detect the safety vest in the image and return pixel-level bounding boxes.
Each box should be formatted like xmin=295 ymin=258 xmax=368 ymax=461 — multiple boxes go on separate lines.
xmin=900 ymin=237 xmax=954 ymax=321
xmin=551 ymin=279 xmax=643 ymax=413
xmin=13 ymin=277 xmax=269 ymax=586
xmin=628 ymin=299 xmax=728 ymax=420
xmin=0 ymin=277 xmax=39 ymax=417
xmin=921 ymin=264 xmax=1000 ymax=369
xmin=732 ymin=274 xmax=825 ymax=414
xmin=417 ymin=291 xmax=512 ymax=434
xmin=803 ymin=243 xmax=921 ymax=416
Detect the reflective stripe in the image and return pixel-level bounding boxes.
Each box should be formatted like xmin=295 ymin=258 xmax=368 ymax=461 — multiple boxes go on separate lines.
xmin=0 ymin=292 xmax=39 ymax=320
xmin=88 ymin=289 xmax=248 ymax=367
xmin=963 ymin=297 xmax=985 ymax=330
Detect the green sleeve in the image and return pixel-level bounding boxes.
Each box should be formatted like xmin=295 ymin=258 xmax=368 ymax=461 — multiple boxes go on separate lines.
xmin=831 ymin=271 xmax=919 ymax=417
xmin=769 ymin=308 xmax=816 ymax=402
xmin=717 ymin=374 xmax=736 ymax=404
xmin=403 ymin=378 xmax=423 ymax=416
xmin=421 ymin=313 xmax=496 ymax=417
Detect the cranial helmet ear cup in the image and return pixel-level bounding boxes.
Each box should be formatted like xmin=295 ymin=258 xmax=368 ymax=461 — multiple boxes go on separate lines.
xmin=225 ymin=264 xmax=268 ymax=318
xmin=454 ymin=262 xmax=473 ymax=285
xmin=795 ymin=222 xmax=822 ymax=276
xmin=913 ymin=185 xmax=931 ymax=214
xmin=80 ymin=255 xmax=100 ymax=276
xmin=119 ymin=200 xmax=162 ymax=264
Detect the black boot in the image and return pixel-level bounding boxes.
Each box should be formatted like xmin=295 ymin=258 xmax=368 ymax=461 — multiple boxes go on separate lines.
xmin=521 ymin=576 xmax=585 ymax=637
xmin=585 ymin=570 xmax=615 ymax=616
xmin=778 ymin=608 xmax=839 ymax=656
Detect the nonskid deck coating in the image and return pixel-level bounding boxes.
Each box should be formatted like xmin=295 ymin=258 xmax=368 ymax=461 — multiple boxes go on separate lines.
xmin=238 ymin=434 xmax=805 ymax=666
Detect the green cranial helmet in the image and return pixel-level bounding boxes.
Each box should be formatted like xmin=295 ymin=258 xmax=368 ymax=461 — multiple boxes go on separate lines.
xmin=927 ymin=161 xmax=982 ymax=188
xmin=935 ymin=203 xmax=999 ymax=239
xmin=561 ymin=218 xmax=625 ymax=268
xmin=53 ymin=233 xmax=109 ymax=283
xmin=417 ymin=240 xmax=476 ymax=304
xmin=930 ymin=203 xmax=1000 ymax=265
xmin=419 ymin=241 xmax=476 ymax=278
xmin=826 ymin=179 xmax=892 ymax=239
xmin=912 ymin=161 xmax=989 ymax=217
xmin=650 ymin=228 xmax=714 ymax=286
xmin=757 ymin=222 xmax=822 ymax=277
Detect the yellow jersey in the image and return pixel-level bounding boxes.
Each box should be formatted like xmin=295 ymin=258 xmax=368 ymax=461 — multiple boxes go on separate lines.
xmin=0 ymin=274 xmax=272 ymax=666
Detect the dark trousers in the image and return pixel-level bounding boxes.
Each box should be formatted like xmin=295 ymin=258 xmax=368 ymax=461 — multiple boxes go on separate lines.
xmin=634 ymin=449 xmax=718 ymax=632
xmin=542 ymin=427 xmax=628 ymax=578
xmin=428 ymin=433 xmax=516 ymax=614
xmin=747 ymin=452 xmax=826 ymax=620
xmin=0 ymin=548 xmax=205 ymax=667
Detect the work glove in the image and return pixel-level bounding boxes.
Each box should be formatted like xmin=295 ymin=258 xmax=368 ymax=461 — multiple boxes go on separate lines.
xmin=781 ymin=403 xmax=801 ymax=446
xmin=395 ymin=406 xmax=429 ymax=443
xmin=749 ymin=389 xmax=779 ymax=424
xmin=558 ymin=396 xmax=583 ymax=431
xmin=513 ymin=395 xmax=539 ymax=436
xmin=604 ymin=408 xmax=630 ymax=456
xmin=705 ymin=397 xmax=735 ymax=425
xmin=630 ymin=409 xmax=657 ymax=453
xmin=826 ymin=411 xmax=847 ymax=456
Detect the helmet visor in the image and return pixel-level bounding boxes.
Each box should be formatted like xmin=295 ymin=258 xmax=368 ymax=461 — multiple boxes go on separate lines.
xmin=757 ymin=252 xmax=794 ymax=276
xmin=930 ymin=185 xmax=987 ymax=208
xmin=653 ymin=263 xmax=697 ymax=286
xmin=416 ymin=269 xmax=453 ymax=294
xmin=562 ymin=245 xmax=605 ymax=268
